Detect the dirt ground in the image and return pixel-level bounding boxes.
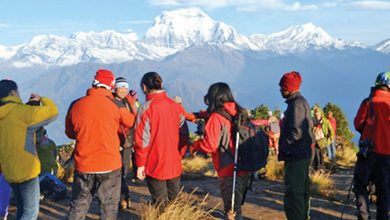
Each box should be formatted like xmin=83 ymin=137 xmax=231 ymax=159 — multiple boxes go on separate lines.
xmin=7 ymin=167 xmax=363 ymax=220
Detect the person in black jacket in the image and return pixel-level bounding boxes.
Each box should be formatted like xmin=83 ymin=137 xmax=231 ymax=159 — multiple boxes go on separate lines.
xmin=278 ymin=71 xmax=314 ymax=220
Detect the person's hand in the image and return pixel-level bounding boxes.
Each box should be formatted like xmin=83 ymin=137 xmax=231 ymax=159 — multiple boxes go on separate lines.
xmin=29 ymin=93 xmax=42 ymax=102
xmin=137 ymin=166 xmax=146 ymax=180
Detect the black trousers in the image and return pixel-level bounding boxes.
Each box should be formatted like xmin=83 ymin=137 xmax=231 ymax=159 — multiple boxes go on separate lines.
xmin=353 ymin=153 xmax=376 ymax=220
xmin=120 ymin=148 xmax=132 ymax=200
xmin=372 ymin=155 xmax=390 ymax=220
xmin=68 ymin=169 xmax=121 ymax=220
xmin=219 ymin=174 xmax=250 ymax=220
xmin=311 ymin=146 xmax=324 ymax=170
xmin=146 ymin=176 xmax=181 ymax=205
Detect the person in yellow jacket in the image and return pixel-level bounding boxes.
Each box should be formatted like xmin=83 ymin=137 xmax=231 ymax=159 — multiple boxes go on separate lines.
xmin=0 ymin=79 xmax=58 ymax=220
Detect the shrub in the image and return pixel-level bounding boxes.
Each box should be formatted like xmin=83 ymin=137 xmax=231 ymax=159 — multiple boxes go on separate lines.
xmin=310 ymin=170 xmax=334 ymax=197
xmin=182 ymin=155 xmax=214 ymax=176
xmin=264 ymin=154 xmax=284 ymax=181
xmin=139 ymin=190 xmax=216 ymax=220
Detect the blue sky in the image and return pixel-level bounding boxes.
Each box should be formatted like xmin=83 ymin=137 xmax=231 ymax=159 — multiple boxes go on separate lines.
xmin=0 ymin=0 xmax=390 ymax=46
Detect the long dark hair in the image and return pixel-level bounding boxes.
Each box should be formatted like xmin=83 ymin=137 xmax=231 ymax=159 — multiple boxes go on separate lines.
xmin=140 ymin=72 xmax=163 ymax=91
xmin=204 ymin=82 xmax=246 ymax=118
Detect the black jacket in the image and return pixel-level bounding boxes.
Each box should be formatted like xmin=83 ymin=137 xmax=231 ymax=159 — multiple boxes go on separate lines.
xmin=278 ymin=92 xmax=314 ymax=162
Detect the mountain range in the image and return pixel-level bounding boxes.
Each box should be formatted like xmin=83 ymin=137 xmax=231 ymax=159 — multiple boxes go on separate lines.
xmin=0 ymin=7 xmax=389 ymax=143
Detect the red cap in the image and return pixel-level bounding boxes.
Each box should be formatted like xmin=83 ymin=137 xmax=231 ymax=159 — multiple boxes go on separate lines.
xmin=93 ymin=69 xmax=115 ymax=89
xmin=279 ymin=71 xmax=302 ymax=92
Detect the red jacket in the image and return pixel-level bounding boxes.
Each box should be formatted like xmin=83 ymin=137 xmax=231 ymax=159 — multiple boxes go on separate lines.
xmin=327 ymin=116 xmax=337 ymax=137
xmin=192 ymin=102 xmax=248 ymax=177
xmin=66 ymin=88 xmax=135 ymax=172
xmin=354 ymin=98 xmax=373 ymax=141
xmin=371 ymin=90 xmax=390 ymax=156
xmin=134 ymin=91 xmax=188 ymax=180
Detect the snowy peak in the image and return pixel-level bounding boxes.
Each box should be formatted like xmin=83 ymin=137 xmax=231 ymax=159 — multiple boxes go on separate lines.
xmin=144 ymin=7 xmax=256 ymax=50
xmin=374 ymin=39 xmax=390 ymax=53
xmin=9 ymin=30 xmax=148 ymax=67
xmin=250 ymin=23 xmax=350 ymax=53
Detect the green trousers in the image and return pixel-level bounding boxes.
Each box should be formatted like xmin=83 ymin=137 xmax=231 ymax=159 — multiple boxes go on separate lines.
xmin=284 ymin=158 xmax=311 ymax=220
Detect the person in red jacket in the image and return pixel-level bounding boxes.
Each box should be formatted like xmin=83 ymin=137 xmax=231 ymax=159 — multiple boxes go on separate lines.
xmin=353 ymin=86 xmax=375 ymax=220
xmin=65 ymin=69 xmax=135 ymax=220
xmin=191 ymin=82 xmax=250 ymax=220
xmin=370 ymin=72 xmax=390 ymax=220
xmin=134 ymin=72 xmax=189 ymax=205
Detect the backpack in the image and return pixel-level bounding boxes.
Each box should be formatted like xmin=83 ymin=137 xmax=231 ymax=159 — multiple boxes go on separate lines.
xmin=217 ymin=110 xmax=269 ymax=171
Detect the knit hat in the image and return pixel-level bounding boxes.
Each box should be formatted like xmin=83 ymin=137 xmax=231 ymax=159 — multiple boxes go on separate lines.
xmin=115 ymin=77 xmax=129 ymax=89
xmin=92 ymin=69 xmax=115 ymax=90
xmin=279 ymin=71 xmax=302 ymax=92
xmin=375 ymin=72 xmax=390 ymax=88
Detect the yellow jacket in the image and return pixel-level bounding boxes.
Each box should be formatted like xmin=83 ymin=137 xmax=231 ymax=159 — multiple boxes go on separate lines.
xmin=0 ymin=96 xmax=58 ymax=183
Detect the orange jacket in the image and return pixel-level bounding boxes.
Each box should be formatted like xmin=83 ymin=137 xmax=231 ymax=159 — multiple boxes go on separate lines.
xmin=66 ymin=88 xmax=135 ymax=172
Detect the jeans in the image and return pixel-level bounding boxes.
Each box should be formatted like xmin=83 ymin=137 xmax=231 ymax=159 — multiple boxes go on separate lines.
xmin=326 ymin=140 xmax=336 ymax=161
xmin=68 ymin=169 xmax=121 ymax=220
xmin=0 ymin=174 xmax=11 ymax=217
xmin=146 ymin=176 xmax=181 ymax=205
xmin=372 ymin=154 xmax=390 ymax=220
xmin=10 ymin=177 xmax=40 ymax=220
xmin=284 ymin=159 xmax=311 ymax=220
xmin=353 ymin=153 xmax=376 ymax=220
xmin=219 ymin=174 xmax=250 ymax=220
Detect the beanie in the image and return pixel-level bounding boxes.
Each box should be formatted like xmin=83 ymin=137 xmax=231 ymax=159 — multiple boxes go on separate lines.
xmin=279 ymin=71 xmax=302 ymax=92
xmin=115 ymin=77 xmax=129 ymax=89
xmin=92 ymin=69 xmax=115 ymax=90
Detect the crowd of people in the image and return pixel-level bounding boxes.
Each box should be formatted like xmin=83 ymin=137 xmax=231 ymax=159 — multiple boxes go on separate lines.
xmin=0 ymin=69 xmax=389 ymax=220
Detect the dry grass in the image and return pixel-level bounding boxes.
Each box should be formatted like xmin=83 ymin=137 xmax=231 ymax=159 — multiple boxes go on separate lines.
xmin=182 ymin=155 xmax=214 ymax=176
xmin=310 ymin=170 xmax=334 ymax=197
xmin=139 ymin=190 xmax=217 ymax=220
xmin=336 ymin=146 xmax=357 ymax=167
xmin=264 ymin=154 xmax=284 ymax=181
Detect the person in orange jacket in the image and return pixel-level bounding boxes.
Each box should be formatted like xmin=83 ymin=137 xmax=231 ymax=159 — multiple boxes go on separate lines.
xmin=134 ymin=72 xmax=189 ymax=205
xmin=65 ymin=69 xmax=135 ymax=220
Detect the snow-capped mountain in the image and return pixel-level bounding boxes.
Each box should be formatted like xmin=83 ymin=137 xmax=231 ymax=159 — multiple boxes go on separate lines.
xmin=8 ymin=30 xmax=161 ymax=67
xmin=374 ymin=39 xmax=390 ymax=54
xmin=0 ymin=45 xmax=18 ymax=60
xmin=0 ymin=7 xmax=385 ymax=69
xmin=143 ymin=7 xmax=257 ymax=50
xmin=250 ymin=23 xmax=363 ymax=54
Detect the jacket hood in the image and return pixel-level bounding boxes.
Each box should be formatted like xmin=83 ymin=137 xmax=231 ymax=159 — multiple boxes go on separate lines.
xmin=223 ymin=102 xmax=237 ymax=116
xmin=0 ymin=96 xmax=22 ymax=120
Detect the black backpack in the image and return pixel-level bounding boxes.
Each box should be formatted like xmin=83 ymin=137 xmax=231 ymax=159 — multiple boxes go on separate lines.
xmin=217 ymin=110 xmax=269 ymax=171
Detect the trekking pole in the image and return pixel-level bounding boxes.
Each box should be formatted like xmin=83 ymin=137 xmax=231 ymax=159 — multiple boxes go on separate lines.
xmin=340 ymin=178 xmax=354 ymax=220
xmin=228 ymin=116 xmax=241 ymax=220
